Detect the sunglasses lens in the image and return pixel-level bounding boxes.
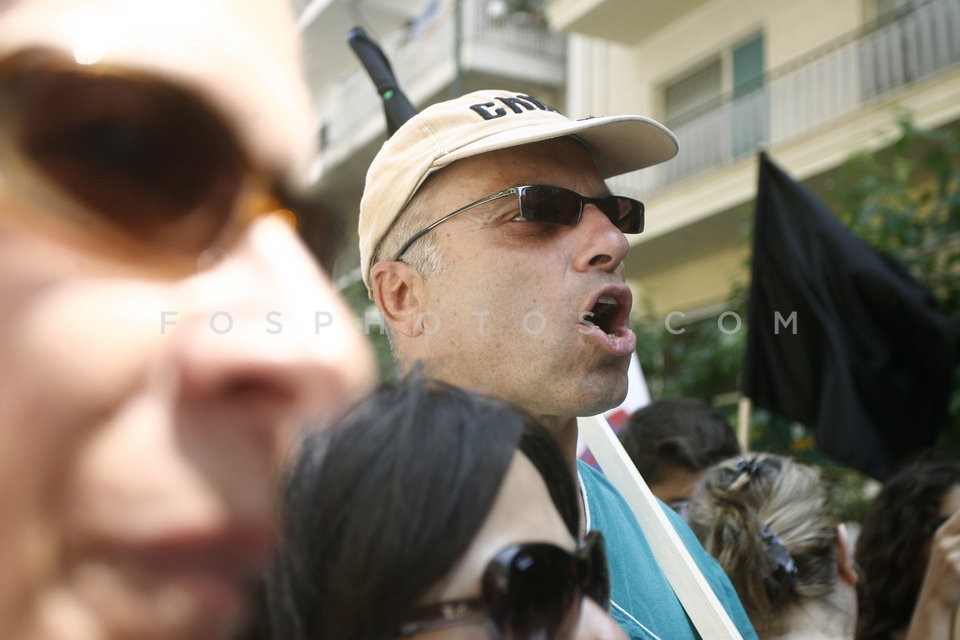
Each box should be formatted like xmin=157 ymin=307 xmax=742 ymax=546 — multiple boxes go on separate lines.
xmin=583 ymin=532 xmax=611 ymax=611
xmin=1 ymin=50 xmax=257 ymax=261
xmin=484 ymin=544 xmax=586 ymax=640
xmin=598 ymin=196 xmax=644 ymax=233
xmin=516 ymin=186 xmax=644 ymax=234
xmin=518 ymin=185 xmax=583 ymax=225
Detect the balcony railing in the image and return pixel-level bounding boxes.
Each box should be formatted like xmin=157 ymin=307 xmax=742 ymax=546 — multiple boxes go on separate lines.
xmin=314 ymin=0 xmax=565 ymax=164
xmin=610 ymin=0 xmax=960 ymax=197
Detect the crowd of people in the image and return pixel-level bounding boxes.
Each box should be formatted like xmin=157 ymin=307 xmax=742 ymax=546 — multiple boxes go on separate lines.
xmin=1 ymin=1 xmax=957 ymax=640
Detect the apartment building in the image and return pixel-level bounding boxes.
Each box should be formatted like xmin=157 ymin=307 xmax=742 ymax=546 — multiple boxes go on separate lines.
xmin=295 ymin=0 xmax=958 ymax=322
xmin=547 ymin=0 xmax=960 ymax=322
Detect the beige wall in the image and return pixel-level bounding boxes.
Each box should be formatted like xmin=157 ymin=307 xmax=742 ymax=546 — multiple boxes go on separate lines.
xmin=565 ymin=0 xmax=865 ymax=120
xmin=626 ymin=205 xmax=750 ymax=316
xmin=566 ymin=35 xmax=645 ymax=116
xmin=629 ymin=241 xmax=749 ymax=317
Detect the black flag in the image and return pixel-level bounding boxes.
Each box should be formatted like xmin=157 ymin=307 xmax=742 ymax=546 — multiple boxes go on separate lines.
xmin=743 ymin=152 xmax=960 ymax=479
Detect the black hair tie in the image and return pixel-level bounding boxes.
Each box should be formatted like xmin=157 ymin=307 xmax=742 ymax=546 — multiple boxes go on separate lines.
xmin=760 ymin=524 xmax=799 ymax=588
xmin=735 ymin=457 xmax=761 ymax=477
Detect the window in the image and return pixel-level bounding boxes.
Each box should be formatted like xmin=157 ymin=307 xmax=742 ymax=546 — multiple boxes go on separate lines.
xmin=662 ymin=32 xmax=767 ymax=178
xmin=732 ymin=33 xmax=766 ymax=157
xmin=664 ymin=57 xmax=722 ymax=128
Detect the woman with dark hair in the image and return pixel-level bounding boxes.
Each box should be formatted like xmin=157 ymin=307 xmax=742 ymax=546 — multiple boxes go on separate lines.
xmin=269 ymin=376 xmax=625 ymax=640
xmin=855 ymin=458 xmax=960 ymax=640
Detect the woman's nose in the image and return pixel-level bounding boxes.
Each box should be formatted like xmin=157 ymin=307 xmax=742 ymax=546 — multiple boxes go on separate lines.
xmin=169 ymin=215 xmax=376 ymax=430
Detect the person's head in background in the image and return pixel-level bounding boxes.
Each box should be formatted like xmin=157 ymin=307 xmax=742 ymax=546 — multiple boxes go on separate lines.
xmin=688 ymin=454 xmax=858 ymax=639
xmin=618 ymin=398 xmax=741 ymax=518
xmin=0 ymin=1 xmax=376 ymax=639
xmin=855 ymin=458 xmax=960 ymax=640
xmin=270 ymin=375 xmax=626 ymax=640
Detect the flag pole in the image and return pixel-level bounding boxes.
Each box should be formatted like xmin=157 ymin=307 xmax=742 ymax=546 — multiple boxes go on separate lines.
xmin=737 ymin=395 xmax=752 ymax=451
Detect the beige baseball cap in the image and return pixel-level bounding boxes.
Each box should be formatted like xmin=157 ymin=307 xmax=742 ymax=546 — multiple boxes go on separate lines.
xmin=358 ymin=89 xmax=679 ymax=289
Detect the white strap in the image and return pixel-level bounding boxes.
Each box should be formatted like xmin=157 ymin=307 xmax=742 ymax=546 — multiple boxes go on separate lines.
xmin=578 ymin=414 xmax=743 ymax=640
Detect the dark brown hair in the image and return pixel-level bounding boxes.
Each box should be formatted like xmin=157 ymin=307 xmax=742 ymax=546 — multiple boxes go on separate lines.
xmin=268 ymin=374 xmax=579 ymax=640
xmin=618 ymin=398 xmax=740 ymax=484
xmin=855 ymin=458 xmax=960 ymax=639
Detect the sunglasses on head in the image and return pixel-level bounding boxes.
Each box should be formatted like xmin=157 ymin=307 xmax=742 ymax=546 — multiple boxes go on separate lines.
xmin=0 ymin=48 xmax=337 ymax=272
xmin=396 ymin=530 xmax=610 ymax=640
xmin=393 ymin=184 xmax=645 ymax=260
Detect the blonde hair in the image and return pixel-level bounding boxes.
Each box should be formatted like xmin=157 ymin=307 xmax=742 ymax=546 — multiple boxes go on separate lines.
xmin=688 ymin=454 xmax=839 ymax=637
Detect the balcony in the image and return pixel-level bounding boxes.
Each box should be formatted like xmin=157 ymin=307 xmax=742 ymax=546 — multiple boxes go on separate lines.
xmin=310 ymin=0 xmax=566 ymax=181
xmin=547 ymin=0 xmax=709 ymax=43
xmin=297 ymin=0 xmax=433 ymax=92
xmin=610 ymin=0 xmax=960 ymax=208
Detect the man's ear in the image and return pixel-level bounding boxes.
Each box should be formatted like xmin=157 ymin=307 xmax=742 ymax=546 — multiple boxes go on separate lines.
xmin=835 ymin=523 xmax=859 ymax=586
xmin=370 ymin=261 xmax=427 ymax=337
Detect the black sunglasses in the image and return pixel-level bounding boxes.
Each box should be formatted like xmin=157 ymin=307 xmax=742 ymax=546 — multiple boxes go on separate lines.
xmin=396 ymin=530 xmax=610 ymax=639
xmin=0 ymin=48 xmax=335 ymax=271
xmin=394 ymin=184 xmax=645 ymax=260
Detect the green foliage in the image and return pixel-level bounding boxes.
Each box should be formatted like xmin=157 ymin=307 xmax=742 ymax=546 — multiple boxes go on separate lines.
xmin=640 ymin=282 xmax=751 ymax=404
xmin=826 ymin=113 xmax=960 ymax=317
xmin=631 ymin=115 xmax=960 ymax=520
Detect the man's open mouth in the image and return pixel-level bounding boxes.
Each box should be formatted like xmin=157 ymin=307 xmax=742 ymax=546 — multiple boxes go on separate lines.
xmin=590 ymin=295 xmax=620 ymax=334
xmin=581 ymin=286 xmax=631 ymax=335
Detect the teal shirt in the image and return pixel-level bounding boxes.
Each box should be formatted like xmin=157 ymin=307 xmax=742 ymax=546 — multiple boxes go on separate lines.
xmin=578 ymin=460 xmax=757 ymax=640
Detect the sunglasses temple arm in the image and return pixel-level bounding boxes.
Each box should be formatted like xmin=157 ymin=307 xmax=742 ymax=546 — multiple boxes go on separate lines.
xmin=393 ymin=189 xmax=516 ymax=260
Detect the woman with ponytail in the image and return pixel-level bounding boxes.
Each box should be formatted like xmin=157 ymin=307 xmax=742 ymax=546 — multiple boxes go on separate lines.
xmin=688 ymin=454 xmax=858 ymax=639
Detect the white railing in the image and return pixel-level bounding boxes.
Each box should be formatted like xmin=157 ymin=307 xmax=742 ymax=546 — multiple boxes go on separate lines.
xmin=610 ymin=0 xmax=960 ymax=197
xmin=464 ymin=1 xmax=565 ymax=58
xmin=317 ymin=8 xmax=454 ymax=157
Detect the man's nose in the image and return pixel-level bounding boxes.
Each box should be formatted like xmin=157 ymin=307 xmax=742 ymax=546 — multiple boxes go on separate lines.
xmin=169 ymin=215 xmax=376 ymax=429
xmin=572 ymin=204 xmax=631 ymax=273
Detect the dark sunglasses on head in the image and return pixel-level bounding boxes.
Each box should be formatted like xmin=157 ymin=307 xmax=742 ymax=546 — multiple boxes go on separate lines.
xmin=394 ymin=184 xmax=645 ymax=260
xmin=396 ymin=530 xmax=610 ymax=640
xmin=0 ymin=48 xmax=337 ymax=272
